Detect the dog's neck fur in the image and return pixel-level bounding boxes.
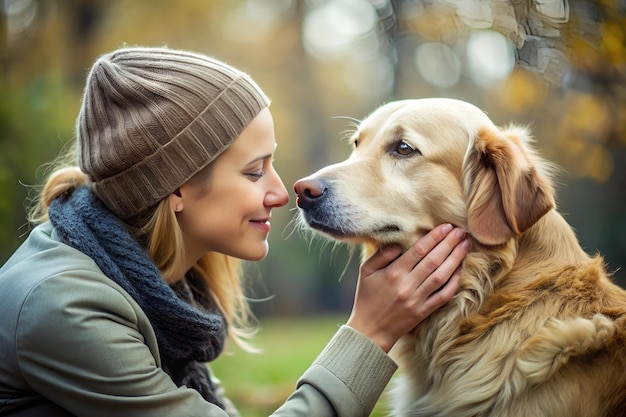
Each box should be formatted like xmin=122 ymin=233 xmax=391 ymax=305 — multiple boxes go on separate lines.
xmin=488 ymin=210 xmax=590 ymax=285
xmin=389 ymin=209 xmax=617 ymax=416
xmin=450 ymin=208 xmax=597 ymax=333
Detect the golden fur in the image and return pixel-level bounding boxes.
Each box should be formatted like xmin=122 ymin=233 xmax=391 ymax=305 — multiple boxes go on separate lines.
xmin=295 ymin=98 xmax=626 ymax=417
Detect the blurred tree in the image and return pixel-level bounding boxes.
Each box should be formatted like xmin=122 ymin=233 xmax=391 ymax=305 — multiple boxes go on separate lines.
xmin=370 ymin=0 xmax=625 ymax=172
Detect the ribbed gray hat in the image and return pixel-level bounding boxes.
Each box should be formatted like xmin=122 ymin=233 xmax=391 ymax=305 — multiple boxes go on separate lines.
xmin=76 ymin=46 xmax=270 ymax=219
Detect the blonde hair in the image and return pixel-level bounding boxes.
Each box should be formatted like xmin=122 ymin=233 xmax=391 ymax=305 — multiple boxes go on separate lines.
xmin=141 ymin=197 xmax=258 ymax=351
xmin=29 ymin=152 xmax=258 ymax=352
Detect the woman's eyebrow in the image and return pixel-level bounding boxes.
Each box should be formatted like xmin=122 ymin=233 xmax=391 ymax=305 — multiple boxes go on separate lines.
xmin=246 ymin=143 xmax=277 ymax=165
xmin=246 ymin=153 xmax=273 ymax=165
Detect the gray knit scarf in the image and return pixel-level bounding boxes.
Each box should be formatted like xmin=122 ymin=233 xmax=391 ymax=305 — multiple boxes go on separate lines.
xmin=48 ymin=186 xmax=226 ymax=408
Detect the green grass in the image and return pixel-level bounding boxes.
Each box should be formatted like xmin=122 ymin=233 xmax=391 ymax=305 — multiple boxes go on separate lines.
xmin=211 ymin=315 xmax=391 ymax=416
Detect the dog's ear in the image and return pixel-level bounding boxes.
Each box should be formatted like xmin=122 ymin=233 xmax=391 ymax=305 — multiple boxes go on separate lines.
xmin=463 ymin=125 xmax=555 ymax=246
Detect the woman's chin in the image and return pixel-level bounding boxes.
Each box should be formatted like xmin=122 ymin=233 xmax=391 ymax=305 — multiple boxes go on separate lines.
xmin=239 ymin=243 xmax=269 ymax=262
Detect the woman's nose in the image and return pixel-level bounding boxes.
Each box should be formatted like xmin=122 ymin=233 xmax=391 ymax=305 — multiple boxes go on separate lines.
xmin=266 ymin=171 xmax=289 ymax=208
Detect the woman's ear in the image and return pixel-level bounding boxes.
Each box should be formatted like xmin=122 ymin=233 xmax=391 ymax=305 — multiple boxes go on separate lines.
xmin=169 ymin=190 xmax=183 ymax=213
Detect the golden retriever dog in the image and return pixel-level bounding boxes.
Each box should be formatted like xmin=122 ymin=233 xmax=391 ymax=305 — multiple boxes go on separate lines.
xmin=293 ymin=98 xmax=626 ymax=417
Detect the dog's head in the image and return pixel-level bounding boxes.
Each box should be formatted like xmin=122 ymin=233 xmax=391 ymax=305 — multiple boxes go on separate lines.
xmin=294 ymin=98 xmax=555 ymax=250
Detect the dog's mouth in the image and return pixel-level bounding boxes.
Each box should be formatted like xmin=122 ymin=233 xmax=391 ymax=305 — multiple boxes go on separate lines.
xmin=301 ymin=211 xmax=402 ymax=241
xmin=374 ymin=224 xmax=402 ymax=234
xmin=305 ymin=218 xmax=356 ymax=238
xmin=295 ymin=184 xmax=403 ymax=241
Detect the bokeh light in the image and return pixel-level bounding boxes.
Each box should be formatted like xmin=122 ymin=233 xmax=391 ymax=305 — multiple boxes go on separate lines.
xmin=2 ymin=0 xmax=38 ymax=40
xmin=466 ymin=29 xmax=516 ymax=86
xmin=302 ymin=0 xmax=377 ymax=59
xmin=414 ymin=42 xmax=462 ymax=88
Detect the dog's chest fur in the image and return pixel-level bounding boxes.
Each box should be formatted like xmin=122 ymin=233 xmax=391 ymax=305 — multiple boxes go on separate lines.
xmin=387 ymin=236 xmax=626 ymax=417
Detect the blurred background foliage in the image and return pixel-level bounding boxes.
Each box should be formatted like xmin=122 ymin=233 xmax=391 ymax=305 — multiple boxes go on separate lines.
xmin=1 ymin=0 xmax=625 ymax=318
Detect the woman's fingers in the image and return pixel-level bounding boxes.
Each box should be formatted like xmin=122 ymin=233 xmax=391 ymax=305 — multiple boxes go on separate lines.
xmin=407 ymin=229 xmax=468 ymax=324
xmin=359 ymin=244 xmax=403 ymax=278
xmin=416 ymin=265 xmax=463 ymax=322
xmin=348 ymin=224 xmax=470 ymax=352
xmin=413 ymin=232 xmax=469 ymax=295
xmin=390 ymin=224 xmax=467 ymax=287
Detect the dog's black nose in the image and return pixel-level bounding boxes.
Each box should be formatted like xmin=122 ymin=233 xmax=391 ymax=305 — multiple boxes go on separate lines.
xmin=294 ymin=177 xmax=328 ymax=209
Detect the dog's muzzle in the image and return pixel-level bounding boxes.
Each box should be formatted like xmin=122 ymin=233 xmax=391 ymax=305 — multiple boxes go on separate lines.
xmin=293 ymin=177 xmax=354 ymax=237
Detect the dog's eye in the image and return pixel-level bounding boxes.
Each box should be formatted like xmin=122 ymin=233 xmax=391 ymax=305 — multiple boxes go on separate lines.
xmin=392 ymin=141 xmax=419 ymax=157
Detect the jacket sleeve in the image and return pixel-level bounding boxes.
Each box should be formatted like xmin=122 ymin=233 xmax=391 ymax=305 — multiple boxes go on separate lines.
xmin=272 ymin=326 xmax=397 ymax=417
xmin=16 ymin=270 xmax=228 ymax=417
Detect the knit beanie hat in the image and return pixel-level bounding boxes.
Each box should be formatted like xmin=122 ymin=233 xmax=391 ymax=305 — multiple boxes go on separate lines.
xmin=76 ymin=46 xmax=270 ymax=219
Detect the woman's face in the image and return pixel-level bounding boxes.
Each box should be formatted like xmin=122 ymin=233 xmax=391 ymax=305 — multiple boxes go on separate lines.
xmin=175 ymin=107 xmax=289 ymax=262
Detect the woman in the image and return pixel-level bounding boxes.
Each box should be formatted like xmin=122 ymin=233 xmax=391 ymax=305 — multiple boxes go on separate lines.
xmin=0 ymin=46 xmax=469 ymax=417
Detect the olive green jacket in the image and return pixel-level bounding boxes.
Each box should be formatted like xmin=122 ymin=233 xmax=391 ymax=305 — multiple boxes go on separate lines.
xmin=0 ymin=223 xmax=397 ymax=416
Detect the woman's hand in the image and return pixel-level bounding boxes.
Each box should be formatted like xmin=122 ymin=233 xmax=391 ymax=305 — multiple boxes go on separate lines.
xmin=346 ymin=224 xmax=469 ymax=352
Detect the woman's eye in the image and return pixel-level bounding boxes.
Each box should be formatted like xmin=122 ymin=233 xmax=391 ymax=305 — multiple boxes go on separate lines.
xmin=394 ymin=141 xmax=419 ymax=156
xmin=246 ymin=171 xmax=265 ymax=180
